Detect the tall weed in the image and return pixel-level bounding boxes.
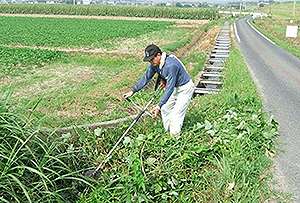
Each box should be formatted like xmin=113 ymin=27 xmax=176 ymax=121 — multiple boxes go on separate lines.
xmin=0 ymin=90 xmax=92 ymax=202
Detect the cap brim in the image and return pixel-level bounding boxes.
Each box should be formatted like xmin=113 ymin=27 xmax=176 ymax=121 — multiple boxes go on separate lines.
xmin=143 ymin=55 xmax=155 ymax=62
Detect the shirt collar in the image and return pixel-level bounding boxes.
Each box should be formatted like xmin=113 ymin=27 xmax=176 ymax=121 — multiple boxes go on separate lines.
xmin=159 ymin=52 xmax=167 ymax=70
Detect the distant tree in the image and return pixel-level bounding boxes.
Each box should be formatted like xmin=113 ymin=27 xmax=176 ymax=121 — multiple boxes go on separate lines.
xmin=175 ymin=2 xmax=182 ymax=7
xmin=158 ymin=3 xmax=166 ymax=7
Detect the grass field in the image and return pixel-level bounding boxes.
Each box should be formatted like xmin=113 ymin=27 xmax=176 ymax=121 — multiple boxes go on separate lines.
xmin=0 ymin=15 xmax=211 ymax=128
xmin=0 ymin=5 xmax=283 ymax=202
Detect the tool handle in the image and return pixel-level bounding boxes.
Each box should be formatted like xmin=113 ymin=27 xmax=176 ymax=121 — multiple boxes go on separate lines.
xmin=125 ymin=98 xmax=132 ymax=103
xmin=94 ymin=86 xmax=163 ymax=174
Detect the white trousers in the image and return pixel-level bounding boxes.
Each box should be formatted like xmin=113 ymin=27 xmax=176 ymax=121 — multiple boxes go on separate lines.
xmin=161 ymin=80 xmax=194 ymax=135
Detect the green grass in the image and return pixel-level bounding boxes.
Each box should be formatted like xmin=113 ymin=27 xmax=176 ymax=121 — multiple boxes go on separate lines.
xmin=251 ymin=18 xmax=300 ymax=59
xmin=0 ymin=16 xmax=174 ymax=48
xmin=3 ymin=55 xmax=141 ymax=127
xmin=0 ymin=90 xmax=93 ymax=203
xmin=256 ymin=2 xmax=300 ymax=20
xmin=78 ymin=46 xmax=280 ymax=202
xmin=0 ymin=46 xmax=65 ymax=77
xmin=0 ymin=12 xmax=284 ymax=201
xmin=0 ymin=17 xmax=204 ymax=128
xmin=182 ymin=52 xmax=206 ymax=80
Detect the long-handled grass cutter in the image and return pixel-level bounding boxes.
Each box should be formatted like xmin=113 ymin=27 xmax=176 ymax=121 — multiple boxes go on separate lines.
xmin=85 ymin=85 xmax=163 ymax=179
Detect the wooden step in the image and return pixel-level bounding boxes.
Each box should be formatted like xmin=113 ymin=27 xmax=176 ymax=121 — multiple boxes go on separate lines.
xmin=205 ymin=66 xmax=224 ymax=70
xmin=214 ymin=46 xmax=230 ymax=50
xmin=209 ymin=58 xmax=225 ymax=63
xmin=200 ymin=80 xmax=222 ymax=85
xmin=212 ymin=49 xmax=230 ymax=53
xmin=202 ymin=72 xmax=223 ymax=77
xmin=216 ymin=41 xmax=230 ymax=44
xmin=215 ymin=43 xmax=230 ymax=47
xmin=194 ymin=88 xmax=220 ymax=95
xmin=210 ymin=54 xmax=229 ymax=58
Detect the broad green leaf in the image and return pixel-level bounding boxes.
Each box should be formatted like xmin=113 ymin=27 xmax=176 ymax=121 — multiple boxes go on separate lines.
xmin=204 ymin=120 xmax=212 ymax=130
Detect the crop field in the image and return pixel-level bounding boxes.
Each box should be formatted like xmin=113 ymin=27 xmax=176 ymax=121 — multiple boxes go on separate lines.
xmin=0 ymin=4 xmax=219 ymax=20
xmin=0 ymin=16 xmax=174 ymax=48
xmin=0 ymin=5 xmax=281 ymax=202
xmin=0 ymin=15 xmax=210 ymax=127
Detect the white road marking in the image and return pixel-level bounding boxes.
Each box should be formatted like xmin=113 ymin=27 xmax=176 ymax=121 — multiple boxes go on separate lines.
xmin=247 ymin=19 xmax=275 ymax=45
xmin=234 ymin=22 xmax=241 ymax=43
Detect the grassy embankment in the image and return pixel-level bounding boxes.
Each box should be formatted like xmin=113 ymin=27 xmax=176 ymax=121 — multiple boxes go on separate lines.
xmin=251 ymin=2 xmax=300 ymax=59
xmin=80 ymin=45 xmax=279 ymax=202
xmin=0 ymin=5 xmax=280 ymax=201
xmin=0 ymin=38 xmax=283 ymax=202
xmin=0 ymin=10 xmax=219 ymax=202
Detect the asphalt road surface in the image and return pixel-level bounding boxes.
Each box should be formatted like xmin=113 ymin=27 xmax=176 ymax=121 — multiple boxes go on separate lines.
xmin=235 ymin=18 xmax=300 ymax=202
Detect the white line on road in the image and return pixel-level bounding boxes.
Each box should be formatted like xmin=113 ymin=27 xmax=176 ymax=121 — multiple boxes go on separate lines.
xmin=247 ymin=19 xmax=275 ymax=45
xmin=234 ymin=22 xmax=241 ymax=43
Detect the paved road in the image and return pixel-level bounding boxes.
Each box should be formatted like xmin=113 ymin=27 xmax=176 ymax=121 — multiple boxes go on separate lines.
xmin=235 ymin=18 xmax=300 ymax=202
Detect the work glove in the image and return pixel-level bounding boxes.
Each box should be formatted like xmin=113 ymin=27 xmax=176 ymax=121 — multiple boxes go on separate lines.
xmin=151 ymin=106 xmax=160 ymax=119
xmin=123 ymin=91 xmax=134 ymax=99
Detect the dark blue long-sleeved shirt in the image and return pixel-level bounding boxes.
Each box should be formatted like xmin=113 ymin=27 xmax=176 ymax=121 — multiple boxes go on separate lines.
xmin=132 ymin=54 xmax=191 ymax=107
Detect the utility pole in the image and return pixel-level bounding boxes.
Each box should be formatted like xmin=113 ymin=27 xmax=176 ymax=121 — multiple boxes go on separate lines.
xmin=293 ymin=0 xmax=296 ymax=17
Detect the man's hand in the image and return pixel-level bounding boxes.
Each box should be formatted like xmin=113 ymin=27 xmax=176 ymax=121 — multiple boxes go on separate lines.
xmin=123 ymin=91 xmax=134 ymax=99
xmin=151 ymin=106 xmax=160 ymax=119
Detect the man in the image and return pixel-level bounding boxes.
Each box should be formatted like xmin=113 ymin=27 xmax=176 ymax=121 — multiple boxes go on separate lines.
xmin=123 ymin=44 xmax=194 ymax=137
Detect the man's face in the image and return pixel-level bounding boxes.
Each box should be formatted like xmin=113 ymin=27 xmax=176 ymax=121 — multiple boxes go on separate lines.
xmin=150 ymin=53 xmax=161 ymax=67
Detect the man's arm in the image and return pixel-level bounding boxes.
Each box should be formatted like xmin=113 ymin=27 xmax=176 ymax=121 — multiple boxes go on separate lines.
xmin=132 ymin=65 xmax=156 ymax=93
xmin=123 ymin=65 xmax=156 ymax=99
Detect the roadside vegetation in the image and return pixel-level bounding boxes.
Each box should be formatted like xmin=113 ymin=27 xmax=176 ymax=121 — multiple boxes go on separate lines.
xmin=0 ymin=4 xmax=280 ymax=202
xmin=0 ymin=90 xmax=93 ymax=202
xmin=80 ymin=46 xmax=279 ymax=203
xmin=251 ymin=2 xmax=300 ymax=59
xmin=256 ymin=1 xmax=300 ymax=20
